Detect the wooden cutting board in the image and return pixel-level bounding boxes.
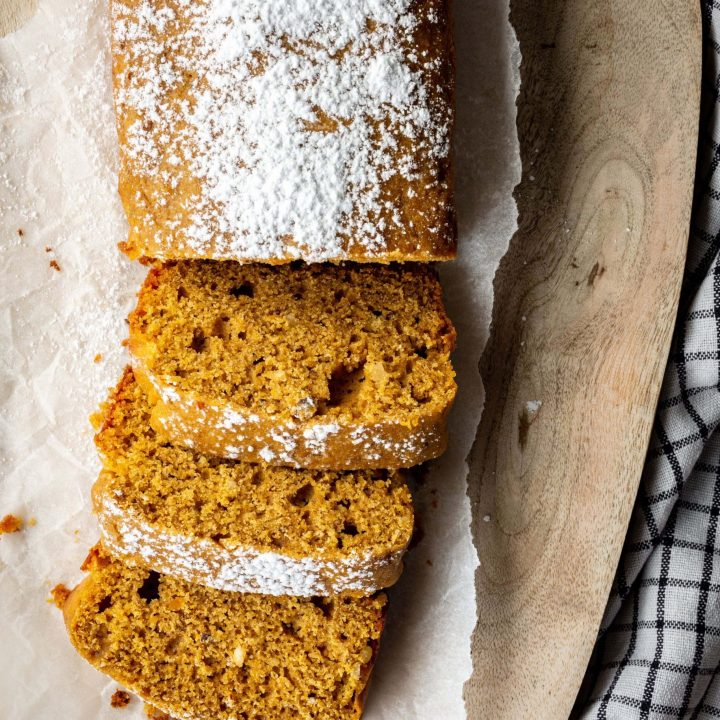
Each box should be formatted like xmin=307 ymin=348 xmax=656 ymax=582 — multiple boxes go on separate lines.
xmin=464 ymin=1 xmax=701 ymax=718
xmin=0 ymin=0 xmax=35 ymax=36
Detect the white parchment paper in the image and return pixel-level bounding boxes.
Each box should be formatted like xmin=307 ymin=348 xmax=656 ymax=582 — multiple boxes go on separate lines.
xmin=0 ymin=1 xmax=519 ymax=717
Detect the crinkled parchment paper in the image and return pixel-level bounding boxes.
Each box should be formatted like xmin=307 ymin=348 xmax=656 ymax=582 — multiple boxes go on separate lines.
xmin=0 ymin=1 xmax=519 ymax=717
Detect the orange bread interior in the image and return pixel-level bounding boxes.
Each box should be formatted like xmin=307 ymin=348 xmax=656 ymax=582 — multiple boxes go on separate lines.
xmin=63 ymin=547 xmax=386 ymax=720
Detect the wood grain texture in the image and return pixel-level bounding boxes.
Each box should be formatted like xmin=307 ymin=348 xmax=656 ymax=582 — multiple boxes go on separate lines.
xmin=464 ymin=2 xmax=701 ymax=718
xmin=0 ymin=0 xmax=36 ymax=37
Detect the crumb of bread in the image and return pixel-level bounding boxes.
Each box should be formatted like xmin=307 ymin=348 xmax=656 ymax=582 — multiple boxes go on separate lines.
xmin=81 ymin=545 xmax=109 ymax=572
xmin=94 ymin=353 xmax=103 ymax=363
xmin=0 ymin=514 xmax=23 ymax=534
xmin=50 ymin=583 xmax=71 ymax=609
xmin=17 ymin=228 xmax=24 ymax=237
xmin=50 ymin=259 xmax=61 ymax=272
xmin=28 ymin=517 xmax=37 ymax=527
xmin=111 ymin=690 xmax=132 ymax=708
xmin=45 ymin=245 xmax=52 ymax=252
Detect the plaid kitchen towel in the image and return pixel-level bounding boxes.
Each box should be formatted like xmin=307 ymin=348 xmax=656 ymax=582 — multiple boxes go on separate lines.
xmin=575 ymin=2 xmax=720 ymax=718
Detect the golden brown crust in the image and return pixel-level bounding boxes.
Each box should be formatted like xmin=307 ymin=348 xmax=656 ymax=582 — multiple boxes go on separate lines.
xmin=62 ymin=573 xmax=92 ymax=629
xmin=142 ymin=372 xmax=450 ymax=469
xmin=144 ymin=705 xmax=176 ymax=720
xmin=63 ymin=547 xmax=386 ymax=720
xmin=111 ymin=0 xmax=455 ymax=263
xmin=95 ymin=481 xmax=407 ymax=597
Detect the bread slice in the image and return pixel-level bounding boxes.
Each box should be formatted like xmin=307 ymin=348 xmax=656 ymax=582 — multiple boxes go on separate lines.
xmin=93 ymin=368 xmax=414 ymax=596
xmin=128 ymin=261 xmax=457 ymax=470
xmin=111 ymin=0 xmax=455 ymax=263
xmin=63 ymin=546 xmax=386 ymax=720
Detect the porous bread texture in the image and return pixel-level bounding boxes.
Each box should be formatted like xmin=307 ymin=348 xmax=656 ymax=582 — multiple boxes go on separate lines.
xmin=128 ymin=260 xmax=457 ymax=469
xmin=63 ymin=547 xmax=386 ymax=720
xmin=93 ymin=368 xmax=414 ymax=596
xmin=111 ymin=0 xmax=455 ymax=263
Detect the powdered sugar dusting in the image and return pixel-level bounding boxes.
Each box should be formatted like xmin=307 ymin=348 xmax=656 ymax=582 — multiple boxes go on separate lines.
xmin=139 ymin=363 xmax=446 ymax=468
xmin=302 ymin=422 xmax=340 ymax=452
xmin=98 ymin=492 xmax=403 ymax=596
xmin=112 ymin=0 xmax=452 ymax=261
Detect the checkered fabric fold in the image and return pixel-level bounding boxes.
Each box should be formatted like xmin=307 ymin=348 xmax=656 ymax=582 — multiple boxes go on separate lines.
xmin=576 ymin=3 xmax=720 ymax=717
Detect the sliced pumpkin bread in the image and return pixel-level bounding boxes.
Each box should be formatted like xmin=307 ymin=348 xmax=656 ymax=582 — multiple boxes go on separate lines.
xmin=128 ymin=260 xmax=457 ymax=470
xmin=63 ymin=546 xmax=386 ymax=720
xmin=93 ymin=368 xmax=414 ymax=596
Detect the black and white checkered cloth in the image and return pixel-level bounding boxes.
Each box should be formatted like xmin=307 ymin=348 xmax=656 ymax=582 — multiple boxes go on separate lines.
xmin=575 ymin=3 xmax=720 ymax=717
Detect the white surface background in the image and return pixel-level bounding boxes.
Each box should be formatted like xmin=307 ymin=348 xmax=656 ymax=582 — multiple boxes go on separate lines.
xmin=0 ymin=1 xmax=519 ymax=717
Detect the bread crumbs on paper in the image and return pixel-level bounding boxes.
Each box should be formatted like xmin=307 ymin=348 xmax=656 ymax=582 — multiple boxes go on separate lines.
xmin=94 ymin=353 xmax=104 ymax=363
xmin=111 ymin=690 xmax=132 ymax=708
xmin=50 ymin=259 xmax=62 ymax=272
xmin=50 ymin=583 xmax=71 ymax=609
xmin=0 ymin=514 xmax=23 ymax=534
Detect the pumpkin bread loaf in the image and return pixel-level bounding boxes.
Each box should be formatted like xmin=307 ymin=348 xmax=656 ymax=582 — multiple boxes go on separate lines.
xmin=128 ymin=261 xmax=457 ymax=470
xmin=111 ymin=0 xmax=455 ymax=263
xmin=63 ymin=546 xmax=386 ymax=720
xmin=93 ymin=368 xmax=414 ymax=596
